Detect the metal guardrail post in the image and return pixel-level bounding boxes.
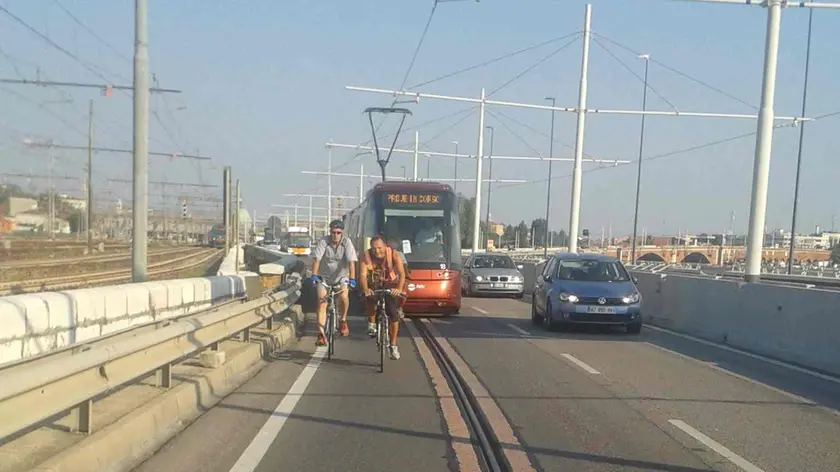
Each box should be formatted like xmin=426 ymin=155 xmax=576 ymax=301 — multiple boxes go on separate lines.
xmin=156 ymin=363 xmax=172 ymax=388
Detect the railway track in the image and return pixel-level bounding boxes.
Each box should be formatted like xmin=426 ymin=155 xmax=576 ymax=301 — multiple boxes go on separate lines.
xmin=0 ymin=247 xmax=204 ymax=282
xmin=0 ymin=248 xmax=223 ymax=295
xmin=413 ymin=319 xmax=511 ymax=472
xmin=0 ymin=239 xmax=133 ymax=262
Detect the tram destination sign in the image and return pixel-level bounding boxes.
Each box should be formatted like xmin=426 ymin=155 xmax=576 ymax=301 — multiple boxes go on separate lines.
xmin=382 ymin=191 xmax=444 ymax=208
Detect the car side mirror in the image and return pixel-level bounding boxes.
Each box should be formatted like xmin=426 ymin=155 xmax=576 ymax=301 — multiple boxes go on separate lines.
xmin=517 ymin=264 xmax=524 ymax=270
xmin=632 ymin=276 xmax=639 ymax=284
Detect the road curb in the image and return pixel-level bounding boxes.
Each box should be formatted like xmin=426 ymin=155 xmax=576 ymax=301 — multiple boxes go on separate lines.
xmin=28 ymin=305 xmax=305 ymax=472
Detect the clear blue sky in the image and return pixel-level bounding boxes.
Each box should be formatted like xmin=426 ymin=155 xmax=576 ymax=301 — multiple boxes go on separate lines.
xmin=1 ymin=0 xmax=839 ymax=237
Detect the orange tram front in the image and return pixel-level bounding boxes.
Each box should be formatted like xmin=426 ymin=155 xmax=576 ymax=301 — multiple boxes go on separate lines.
xmin=344 ymin=181 xmax=462 ymax=315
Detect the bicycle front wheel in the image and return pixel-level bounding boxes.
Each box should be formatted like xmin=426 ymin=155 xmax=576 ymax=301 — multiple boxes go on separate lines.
xmin=327 ymin=310 xmax=334 ymax=360
xmin=378 ymin=314 xmax=387 ymax=373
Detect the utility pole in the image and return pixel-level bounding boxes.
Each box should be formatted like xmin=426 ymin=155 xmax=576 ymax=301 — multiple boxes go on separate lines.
xmin=630 ymin=54 xmax=650 ymax=264
xmin=472 ymin=88 xmax=486 ymax=254
xmin=235 ymin=179 xmax=240 ymax=273
xmin=544 ymin=96 xmax=556 ymax=258
xmin=359 ymin=164 xmax=364 ymax=201
xmin=86 ymin=99 xmax=94 ymax=252
xmin=132 ymin=0 xmax=150 ymax=282
xmin=413 ymin=131 xmax=419 ymax=181
xmin=484 ymin=126 xmax=495 ymax=250
xmin=568 ymin=3 xmax=592 ymax=254
xmin=453 ymin=141 xmax=459 ymax=194
xmin=327 ymin=146 xmax=332 ymax=224
xmin=223 ymin=166 xmax=231 ymax=253
xmin=787 ymin=9 xmax=814 ymax=275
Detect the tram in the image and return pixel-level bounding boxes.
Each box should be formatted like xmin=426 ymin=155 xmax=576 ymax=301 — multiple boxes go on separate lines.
xmin=343 ymin=181 xmax=462 ymax=315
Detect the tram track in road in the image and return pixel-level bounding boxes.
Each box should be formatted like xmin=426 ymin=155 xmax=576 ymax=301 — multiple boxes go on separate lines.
xmin=411 ymin=318 xmax=536 ymax=472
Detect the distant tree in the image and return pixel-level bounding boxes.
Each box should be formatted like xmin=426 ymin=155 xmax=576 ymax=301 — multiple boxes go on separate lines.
xmin=516 ymin=220 xmax=530 ymax=247
xmin=530 ymin=218 xmax=547 ymax=247
xmin=831 ymin=245 xmax=840 ymax=265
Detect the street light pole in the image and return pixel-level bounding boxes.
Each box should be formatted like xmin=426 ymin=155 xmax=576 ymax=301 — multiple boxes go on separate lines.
xmin=630 ymin=54 xmax=650 ymax=264
xmin=787 ymin=8 xmax=814 ymax=274
xmin=484 ymin=126 xmax=495 ymax=250
xmin=543 ymin=96 xmax=556 ymax=258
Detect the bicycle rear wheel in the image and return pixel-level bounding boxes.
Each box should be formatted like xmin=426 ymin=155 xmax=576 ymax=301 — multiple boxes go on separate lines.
xmin=378 ymin=313 xmax=387 ymax=373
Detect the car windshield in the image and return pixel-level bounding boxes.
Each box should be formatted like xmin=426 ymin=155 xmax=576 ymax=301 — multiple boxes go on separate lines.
xmin=471 ymin=255 xmax=516 ymax=269
xmin=555 ymin=259 xmax=629 ymax=282
xmin=289 ymin=236 xmax=310 ymax=247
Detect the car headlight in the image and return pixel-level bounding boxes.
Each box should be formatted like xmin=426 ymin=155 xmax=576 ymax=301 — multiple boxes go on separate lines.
xmin=474 ymin=276 xmax=483 ymax=282
xmin=558 ymin=292 xmax=579 ymax=303
xmin=510 ymin=276 xmax=520 ymax=282
xmin=622 ymin=292 xmax=641 ymax=304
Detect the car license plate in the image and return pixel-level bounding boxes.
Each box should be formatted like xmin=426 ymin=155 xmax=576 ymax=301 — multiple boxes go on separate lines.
xmin=587 ymin=305 xmax=616 ymax=314
xmin=491 ymin=283 xmax=506 ymax=288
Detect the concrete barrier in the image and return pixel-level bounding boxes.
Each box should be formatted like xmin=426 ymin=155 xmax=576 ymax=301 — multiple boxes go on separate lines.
xmin=0 ymin=274 xmax=252 ymax=367
xmin=631 ymin=272 xmax=840 ymax=376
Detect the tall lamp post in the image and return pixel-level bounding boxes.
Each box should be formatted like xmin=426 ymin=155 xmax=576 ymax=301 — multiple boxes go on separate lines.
xmin=543 ymin=96 xmax=556 ymax=258
xmin=630 ymin=54 xmax=650 ymax=264
xmin=484 ymin=126 xmax=495 ymax=249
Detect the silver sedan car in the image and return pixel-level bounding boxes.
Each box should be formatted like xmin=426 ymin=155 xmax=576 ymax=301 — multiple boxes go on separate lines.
xmin=461 ymin=253 xmax=525 ymax=298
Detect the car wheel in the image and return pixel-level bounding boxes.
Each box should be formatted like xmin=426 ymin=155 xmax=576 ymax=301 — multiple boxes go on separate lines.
xmin=531 ymin=300 xmax=542 ymax=325
xmin=542 ymin=301 xmax=553 ymax=331
xmin=626 ymin=322 xmax=642 ymax=334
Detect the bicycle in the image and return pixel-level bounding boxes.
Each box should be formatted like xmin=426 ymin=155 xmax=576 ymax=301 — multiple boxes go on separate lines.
xmin=314 ymin=277 xmax=353 ymax=360
xmin=369 ymin=289 xmax=401 ymax=373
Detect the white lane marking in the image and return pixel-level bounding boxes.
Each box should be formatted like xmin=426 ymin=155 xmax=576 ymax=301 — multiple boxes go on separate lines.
xmin=228 ymin=346 xmax=326 ymax=472
xmin=646 ymin=324 xmax=840 ymax=385
xmin=469 ymin=305 xmax=489 ymax=314
xmin=669 ymin=419 xmax=766 ymax=472
xmin=560 ymin=353 xmax=601 ymax=375
xmin=507 ymin=323 xmax=531 ymax=336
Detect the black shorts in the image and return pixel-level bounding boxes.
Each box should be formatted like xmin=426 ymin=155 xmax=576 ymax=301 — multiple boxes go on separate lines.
xmin=365 ymin=292 xmax=405 ymax=322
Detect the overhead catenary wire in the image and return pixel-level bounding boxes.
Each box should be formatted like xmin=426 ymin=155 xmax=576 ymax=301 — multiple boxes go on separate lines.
xmin=0 ymin=5 xmax=129 ymax=96
xmin=591 ymin=38 xmax=679 ymax=112
xmin=489 ymin=109 xmax=586 ymax=156
xmin=591 ymin=32 xmax=757 ymax=111
xmin=488 ymin=35 xmax=580 ymax=97
xmin=408 ymin=30 xmax=581 ymax=89
xmin=494 ymin=108 xmax=840 ymax=191
xmin=50 ymin=0 xmax=133 ymax=65
xmin=486 ymin=109 xmax=546 ymax=158
xmin=367 ymin=1 xmax=441 ymax=147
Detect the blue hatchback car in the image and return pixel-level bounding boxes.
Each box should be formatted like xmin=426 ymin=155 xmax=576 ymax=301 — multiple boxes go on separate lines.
xmin=531 ymin=252 xmax=643 ymax=333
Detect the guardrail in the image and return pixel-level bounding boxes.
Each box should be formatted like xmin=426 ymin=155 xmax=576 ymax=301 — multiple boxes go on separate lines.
xmin=0 ymin=273 xmax=302 ymax=443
